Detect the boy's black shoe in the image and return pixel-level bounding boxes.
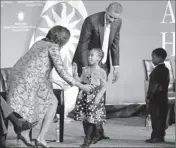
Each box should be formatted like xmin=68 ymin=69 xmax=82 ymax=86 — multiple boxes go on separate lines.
xmin=102 ymin=134 xmax=110 ymax=139
xmin=0 ymin=135 xmax=7 ymax=148
xmin=145 ymin=138 xmax=165 ymax=143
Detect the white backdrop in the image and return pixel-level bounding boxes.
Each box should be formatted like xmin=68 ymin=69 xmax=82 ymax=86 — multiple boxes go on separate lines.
xmin=1 ymin=1 xmax=175 ymax=106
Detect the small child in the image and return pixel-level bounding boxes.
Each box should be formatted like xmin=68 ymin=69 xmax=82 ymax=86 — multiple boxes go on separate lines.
xmin=145 ymin=48 xmax=169 ymax=143
xmin=73 ymin=48 xmax=107 ymax=147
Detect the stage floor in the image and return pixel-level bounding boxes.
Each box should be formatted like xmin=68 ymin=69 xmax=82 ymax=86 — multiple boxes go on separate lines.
xmin=6 ymin=117 xmax=175 ymax=147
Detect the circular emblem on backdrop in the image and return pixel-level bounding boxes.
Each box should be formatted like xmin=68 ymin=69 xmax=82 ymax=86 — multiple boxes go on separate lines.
xmin=29 ymin=1 xmax=87 ymax=89
xmin=17 ymin=11 xmax=25 ymax=22
xmin=31 ymin=2 xmax=84 ymax=68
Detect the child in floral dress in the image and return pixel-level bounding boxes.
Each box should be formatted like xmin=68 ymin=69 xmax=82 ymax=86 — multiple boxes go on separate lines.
xmin=73 ymin=48 xmax=107 ymax=147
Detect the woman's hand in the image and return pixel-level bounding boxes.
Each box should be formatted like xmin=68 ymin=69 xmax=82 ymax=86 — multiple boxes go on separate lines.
xmin=82 ymin=84 xmax=93 ymax=93
xmin=74 ymin=81 xmax=93 ymax=93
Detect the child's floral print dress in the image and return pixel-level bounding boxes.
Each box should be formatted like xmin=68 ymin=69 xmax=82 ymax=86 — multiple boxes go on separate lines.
xmin=74 ymin=66 xmax=107 ymax=124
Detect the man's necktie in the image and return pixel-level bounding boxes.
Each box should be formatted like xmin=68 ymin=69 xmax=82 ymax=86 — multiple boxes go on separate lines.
xmin=102 ymin=24 xmax=110 ymax=64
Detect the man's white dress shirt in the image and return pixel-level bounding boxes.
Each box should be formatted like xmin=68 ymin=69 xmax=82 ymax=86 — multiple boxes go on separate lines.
xmin=101 ymin=14 xmax=119 ymax=67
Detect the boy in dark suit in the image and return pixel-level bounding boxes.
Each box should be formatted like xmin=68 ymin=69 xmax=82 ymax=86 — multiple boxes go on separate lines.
xmin=145 ymin=48 xmax=169 ymax=143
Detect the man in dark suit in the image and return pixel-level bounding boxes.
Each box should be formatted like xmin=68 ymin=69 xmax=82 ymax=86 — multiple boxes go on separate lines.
xmin=145 ymin=48 xmax=169 ymax=143
xmin=72 ymin=2 xmax=123 ymax=143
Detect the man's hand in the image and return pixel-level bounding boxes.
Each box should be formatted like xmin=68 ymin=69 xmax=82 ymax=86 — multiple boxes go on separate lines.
xmin=82 ymin=66 xmax=86 ymax=70
xmin=112 ymin=67 xmax=119 ymax=84
xmin=145 ymin=98 xmax=150 ymax=104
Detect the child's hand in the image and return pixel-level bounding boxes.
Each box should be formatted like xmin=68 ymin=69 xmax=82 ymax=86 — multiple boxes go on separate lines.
xmin=72 ymin=62 xmax=78 ymax=77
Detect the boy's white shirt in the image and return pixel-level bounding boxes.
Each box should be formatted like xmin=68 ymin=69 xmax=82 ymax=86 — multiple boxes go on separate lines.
xmin=154 ymin=62 xmax=164 ymax=68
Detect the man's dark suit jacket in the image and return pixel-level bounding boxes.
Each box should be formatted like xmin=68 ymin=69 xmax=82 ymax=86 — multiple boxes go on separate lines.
xmin=72 ymin=12 xmax=122 ymax=75
xmin=147 ymin=63 xmax=169 ymax=106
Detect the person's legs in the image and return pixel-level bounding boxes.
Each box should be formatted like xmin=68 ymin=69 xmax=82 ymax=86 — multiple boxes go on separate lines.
xmin=150 ymin=107 xmax=159 ymax=139
xmin=92 ymin=124 xmax=103 ymax=144
xmin=0 ymin=97 xmax=13 ymax=119
xmin=0 ymin=97 xmax=37 ymax=147
xmin=93 ymin=95 xmax=109 ymax=141
xmin=98 ymin=63 xmax=109 ymax=140
xmin=0 ymin=97 xmax=29 ymax=129
xmin=0 ymin=134 xmax=7 ymax=147
xmin=81 ymin=123 xmax=95 ymax=147
xmin=0 ymin=108 xmax=8 ymax=148
xmin=158 ymin=105 xmax=168 ymax=140
xmin=53 ymin=90 xmax=61 ymax=123
xmin=18 ymin=130 xmax=31 ymax=140
xmin=146 ymin=103 xmax=165 ymax=143
xmin=36 ymin=96 xmax=58 ymax=146
xmin=82 ymin=120 xmax=89 ymax=135
xmin=8 ymin=113 xmax=24 ymax=128
xmin=151 ymin=105 xmax=168 ymax=140
xmin=8 ymin=113 xmax=37 ymax=146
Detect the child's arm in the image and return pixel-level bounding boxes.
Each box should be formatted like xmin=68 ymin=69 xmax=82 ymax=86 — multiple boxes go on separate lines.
xmin=72 ymin=62 xmax=82 ymax=82
xmin=94 ymin=70 xmax=107 ymax=104
xmin=73 ymin=72 xmax=81 ymax=82
xmin=147 ymin=84 xmax=161 ymax=101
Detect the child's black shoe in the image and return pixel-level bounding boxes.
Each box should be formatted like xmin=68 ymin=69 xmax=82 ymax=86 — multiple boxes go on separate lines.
xmin=145 ymin=138 xmax=165 ymax=143
xmin=80 ymin=137 xmax=92 ymax=147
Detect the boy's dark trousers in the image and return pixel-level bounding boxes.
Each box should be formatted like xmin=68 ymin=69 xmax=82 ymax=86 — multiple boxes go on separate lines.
xmin=149 ymin=102 xmax=168 ymax=139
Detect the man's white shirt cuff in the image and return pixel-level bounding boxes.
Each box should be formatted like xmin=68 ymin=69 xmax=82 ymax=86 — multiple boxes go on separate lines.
xmin=113 ymin=65 xmax=119 ymax=68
